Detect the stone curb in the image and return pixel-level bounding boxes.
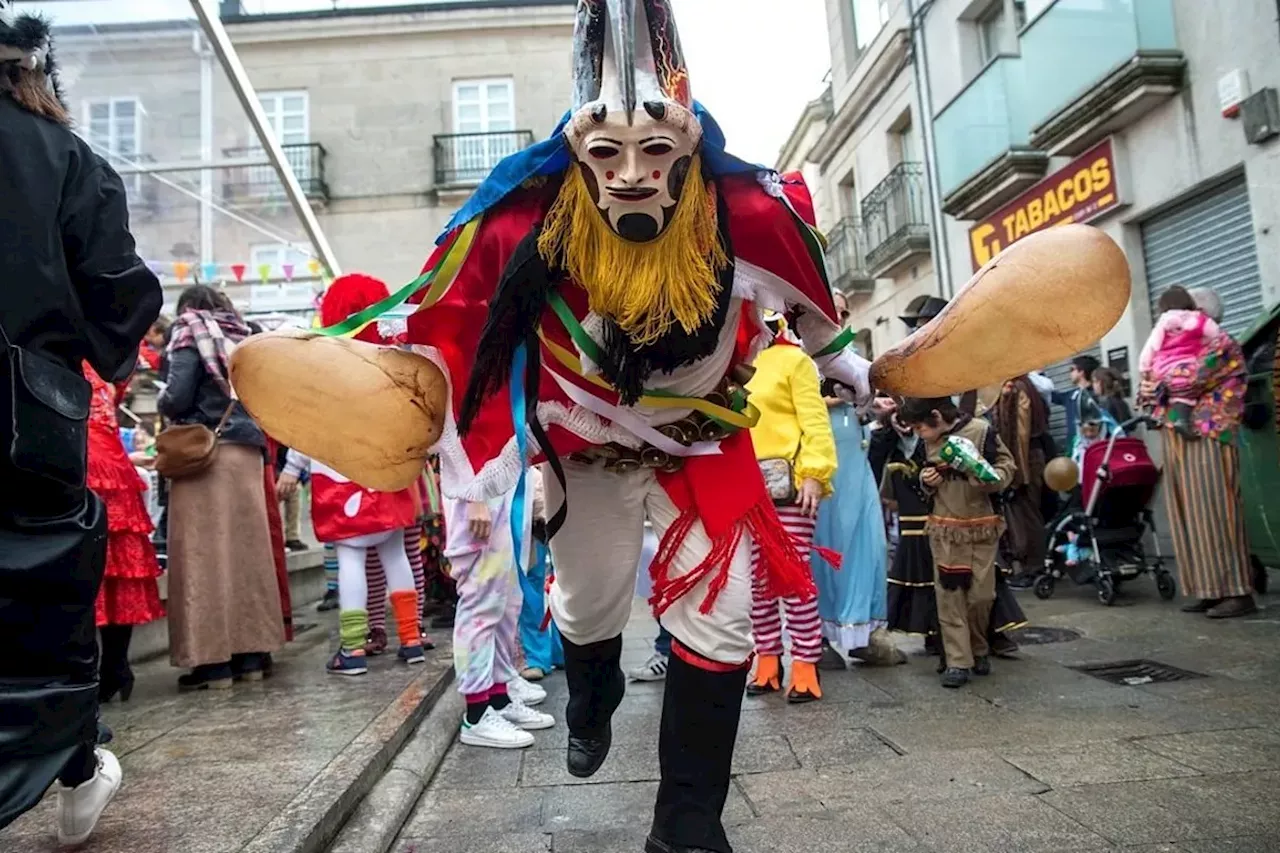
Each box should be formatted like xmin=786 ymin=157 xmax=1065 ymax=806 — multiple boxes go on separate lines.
xmin=327 ymin=689 xmax=465 ymax=853
xmin=239 ymin=659 xmax=455 ymax=853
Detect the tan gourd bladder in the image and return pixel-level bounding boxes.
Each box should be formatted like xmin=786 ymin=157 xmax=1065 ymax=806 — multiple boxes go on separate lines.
xmin=228 ymin=329 xmax=448 ymax=492
xmin=870 ymin=224 xmax=1131 ymax=397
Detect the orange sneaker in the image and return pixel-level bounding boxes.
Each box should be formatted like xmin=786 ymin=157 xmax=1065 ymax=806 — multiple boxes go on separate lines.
xmin=787 ymin=660 xmax=822 ymax=703
xmin=745 ymin=654 xmax=782 ymax=696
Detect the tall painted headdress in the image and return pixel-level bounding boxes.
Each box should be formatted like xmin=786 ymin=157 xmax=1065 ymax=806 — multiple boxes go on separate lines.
xmin=563 ymin=0 xmax=701 ymax=242
xmin=438 ymin=0 xmax=759 ymax=241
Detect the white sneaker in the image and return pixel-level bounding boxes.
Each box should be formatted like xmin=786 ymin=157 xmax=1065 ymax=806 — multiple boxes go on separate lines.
xmin=57 ymin=748 xmax=122 ymax=847
xmin=459 ymin=707 xmax=535 ymax=749
xmin=629 ymin=652 xmax=669 ymax=682
xmin=499 ymin=697 xmax=555 ymax=731
xmin=508 ymin=675 xmax=547 ymax=707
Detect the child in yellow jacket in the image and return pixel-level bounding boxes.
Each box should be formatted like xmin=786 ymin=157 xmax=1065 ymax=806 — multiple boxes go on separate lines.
xmin=744 ymin=324 xmax=838 ymax=702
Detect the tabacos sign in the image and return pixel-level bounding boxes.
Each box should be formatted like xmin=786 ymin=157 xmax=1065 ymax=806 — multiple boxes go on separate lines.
xmin=968 ymin=138 xmax=1123 ymax=270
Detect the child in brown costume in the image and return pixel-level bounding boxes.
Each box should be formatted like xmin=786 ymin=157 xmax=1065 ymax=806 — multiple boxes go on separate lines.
xmin=898 ymin=397 xmax=1016 ymax=688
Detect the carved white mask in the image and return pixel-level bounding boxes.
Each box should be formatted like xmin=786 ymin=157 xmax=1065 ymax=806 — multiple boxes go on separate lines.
xmin=566 ymin=0 xmax=701 ymax=243
xmin=567 ymin=102 xmax=699 ymax=242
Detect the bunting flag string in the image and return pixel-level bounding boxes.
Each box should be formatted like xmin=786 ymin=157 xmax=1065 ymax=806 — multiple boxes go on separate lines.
xmin=142 ymin=258 xmax=330 ymax=284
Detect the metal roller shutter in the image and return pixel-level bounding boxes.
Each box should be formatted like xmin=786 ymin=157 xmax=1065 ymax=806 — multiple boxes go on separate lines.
xmin=1141 ymin=176 xmax=1264 ymax=338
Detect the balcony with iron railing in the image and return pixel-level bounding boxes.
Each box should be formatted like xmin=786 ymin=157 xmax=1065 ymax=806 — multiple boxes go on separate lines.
xmin=932 ymin=0 xmax=1182 ymax=220
xmin=861 ymin=162 xmax=932 ymax=278
xmin=221 ymin=142 xmax=329 ymax=203
xmin=1023 ymin=0 xmax=1183 ymax=155
xmin=823 ymin=218 xmax=875 ymax=295
xmin=433 ymin=130 xmax=535 ymax=188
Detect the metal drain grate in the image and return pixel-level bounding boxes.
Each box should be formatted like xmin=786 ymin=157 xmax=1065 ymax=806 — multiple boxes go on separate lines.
xmin=1007 ymin=626 xmax=1081 ymax=645
xmin=1071 ymin=659 xmax=1206 ymax=686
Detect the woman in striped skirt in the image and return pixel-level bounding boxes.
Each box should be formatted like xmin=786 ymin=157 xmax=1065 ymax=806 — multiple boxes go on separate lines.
xmin=1142 ymin=287 xmax=1255 ymax=619
xmin=744 ymin=319 xmax=839 ymax=703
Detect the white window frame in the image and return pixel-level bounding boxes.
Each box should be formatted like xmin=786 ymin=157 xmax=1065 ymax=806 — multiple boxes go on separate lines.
xmin=83 ymin=97 xmax=143 ymax=191
xmin=852 ymin=0 xmax=891 ymax=52
xmin=249 ymin=243 xmax=313 ymax=280
xmin=976 ymin=0 xmax=1008 ymax=66
xmin=449 ymin=77 xmax=517 ymax=184
xmin=250 ymin=90 xmax=311 ymax=197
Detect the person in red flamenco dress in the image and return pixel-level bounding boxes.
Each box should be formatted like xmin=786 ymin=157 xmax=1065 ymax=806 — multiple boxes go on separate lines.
xmin=84 ymin=363 xmax=164 ymax=703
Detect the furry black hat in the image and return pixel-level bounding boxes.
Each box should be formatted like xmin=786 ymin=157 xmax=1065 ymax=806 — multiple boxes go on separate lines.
xmin=0 ymin=3 xmax=64 ymax=106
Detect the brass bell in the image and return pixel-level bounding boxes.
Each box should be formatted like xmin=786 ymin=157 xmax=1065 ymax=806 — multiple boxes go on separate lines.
xmin=704 ymin=391 xmax=729 ymax=410
xmin=730 ymin=363 xmax=757 ymax=386
xmin=699 ymin=419 xmax=729 ymax=442
xmin=611 ymin=457 xmax=642 ymax=474
xmin=659 ymin=421 xmax=698 ymax=446
xmin=640 ymin=447 xmax=669 ymax=469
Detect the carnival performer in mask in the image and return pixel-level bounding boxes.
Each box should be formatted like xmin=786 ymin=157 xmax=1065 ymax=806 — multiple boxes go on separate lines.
xmin=398 ymin=3 xmax=869 ymax=850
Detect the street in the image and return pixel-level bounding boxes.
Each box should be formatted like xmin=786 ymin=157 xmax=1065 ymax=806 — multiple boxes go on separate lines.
xmin=393 ymin=580 xmax=1280 ymax=853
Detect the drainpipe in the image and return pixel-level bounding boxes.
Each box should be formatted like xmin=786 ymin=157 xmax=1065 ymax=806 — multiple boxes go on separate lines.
xmin=907 ymin=0 xmax=954 ymax=299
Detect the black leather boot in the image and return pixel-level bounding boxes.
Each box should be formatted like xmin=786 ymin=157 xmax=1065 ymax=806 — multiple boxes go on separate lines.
xmin=561 ymin=634 xmax=625 ymax=778
xmin=97 ymin=625 xmax=134 ymax=702
xmin=647 ymin=642 xmax=749 ymax=853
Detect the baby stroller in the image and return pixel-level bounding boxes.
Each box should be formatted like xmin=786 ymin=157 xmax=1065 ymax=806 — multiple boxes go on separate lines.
xmin=1034 ymin=416 xmax=1176 ymax=605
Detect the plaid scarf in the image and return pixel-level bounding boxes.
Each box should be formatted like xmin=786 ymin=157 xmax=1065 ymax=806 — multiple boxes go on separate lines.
xmin=167 ymin=309 xmax=251 ymax=396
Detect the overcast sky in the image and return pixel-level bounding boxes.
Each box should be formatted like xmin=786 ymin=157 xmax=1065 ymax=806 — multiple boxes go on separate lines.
xmin=19 ymin=0 xmax=831 ymax=165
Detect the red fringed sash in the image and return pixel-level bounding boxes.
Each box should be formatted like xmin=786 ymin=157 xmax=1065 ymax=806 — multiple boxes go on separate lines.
xmin=648 ymin=431 xmax=840 ymax=618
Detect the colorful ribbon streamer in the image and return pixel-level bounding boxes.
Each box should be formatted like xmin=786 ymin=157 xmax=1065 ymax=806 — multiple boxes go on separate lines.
xmin=509 ymin=342 xmax=529 ymax=574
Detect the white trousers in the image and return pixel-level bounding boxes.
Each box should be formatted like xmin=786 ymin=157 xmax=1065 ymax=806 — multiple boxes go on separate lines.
xmin=336 ymin=528 xmax=416 ymax=611
xmin=544 ymin=459 xmax=754 ymax=664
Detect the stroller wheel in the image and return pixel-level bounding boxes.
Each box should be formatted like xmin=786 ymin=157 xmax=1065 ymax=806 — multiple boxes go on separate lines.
xmin=1033 ymin=574 xmax=1056 ymax=600
xmin=1156 ymin=571 xmax=1177 ymax=601
xmin=1097 ymin=576 xmax=1117 ymax=606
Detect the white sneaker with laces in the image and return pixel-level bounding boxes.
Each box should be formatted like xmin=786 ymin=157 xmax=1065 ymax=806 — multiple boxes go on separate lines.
xmin=499 ymin=698 xmax=555 ymax=731
xmin=57 ymin=748 xmax=122 ymax=847
xmin=629 ymin=652 xmax=669 ymax=682
xmin=460 ymin=707 xmax=535 ymax=749
xmin=508 ymin=674 xmax=547 ymax=707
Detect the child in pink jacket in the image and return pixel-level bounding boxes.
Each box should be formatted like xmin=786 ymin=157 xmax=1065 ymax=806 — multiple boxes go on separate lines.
xmin=1139 ymin=285 xmax=1221 ymax=439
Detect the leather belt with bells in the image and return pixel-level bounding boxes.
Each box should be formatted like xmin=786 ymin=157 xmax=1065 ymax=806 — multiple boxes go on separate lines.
xmin=570 ymin=364 xmax=757 ymax=475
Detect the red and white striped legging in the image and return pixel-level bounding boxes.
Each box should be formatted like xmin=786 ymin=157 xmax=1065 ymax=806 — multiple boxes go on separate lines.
xmin=750 ymin=505 xmax=822 ymax=663
xmin=368 ymin=525 xmax=428 ymax=632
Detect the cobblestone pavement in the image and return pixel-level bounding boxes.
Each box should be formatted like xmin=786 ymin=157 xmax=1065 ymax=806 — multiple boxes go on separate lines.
xmin=393 ymin=576 xmax=1280 ymax=853
xmin=2 ymin=608 xmax=453 ymax=853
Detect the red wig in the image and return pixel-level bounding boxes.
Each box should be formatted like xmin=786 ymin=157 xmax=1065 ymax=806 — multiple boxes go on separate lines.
xmin=320 ymin=273 xmax=390 ymax=344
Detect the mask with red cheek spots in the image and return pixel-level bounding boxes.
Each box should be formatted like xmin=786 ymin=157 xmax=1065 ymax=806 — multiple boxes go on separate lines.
xmin=567 ymin=100 xmax=699 ymax=242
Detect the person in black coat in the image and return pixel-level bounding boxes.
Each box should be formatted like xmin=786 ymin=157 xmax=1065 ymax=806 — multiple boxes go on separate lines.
xmin=0 ymin=9 xmax=162 ymax=841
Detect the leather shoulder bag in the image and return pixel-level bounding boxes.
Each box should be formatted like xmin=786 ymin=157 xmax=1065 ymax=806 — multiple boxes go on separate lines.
xmin=154 ymin=400 xmax=236 ymax=479
xmin=1 ymin=321 xmax=92 ymax=489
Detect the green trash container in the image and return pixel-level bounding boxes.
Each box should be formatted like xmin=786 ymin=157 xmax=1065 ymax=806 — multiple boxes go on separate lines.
xmin=1238 ymin=302 xmax=1280 ymax=588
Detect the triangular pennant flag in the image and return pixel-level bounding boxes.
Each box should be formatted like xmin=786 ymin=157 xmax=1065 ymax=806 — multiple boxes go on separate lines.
xmin=257 ymin=263 xmax=272 ymax=284
xmin=173 ymin=262 xmax=191 ymax=283
xmin=201 ymin=262 xmax=218 ymax=282
xmin=307 ymin=258 xmax=322 ymax=278
xmin=231 ymin=263 xmax=246 ymax=283
xmin=282 ymin=263 xmax=294 ymax=282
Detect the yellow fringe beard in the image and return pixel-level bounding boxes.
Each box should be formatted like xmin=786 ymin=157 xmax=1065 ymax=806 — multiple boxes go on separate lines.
xmin=537 ymin=154 xmax=729 ymax=347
